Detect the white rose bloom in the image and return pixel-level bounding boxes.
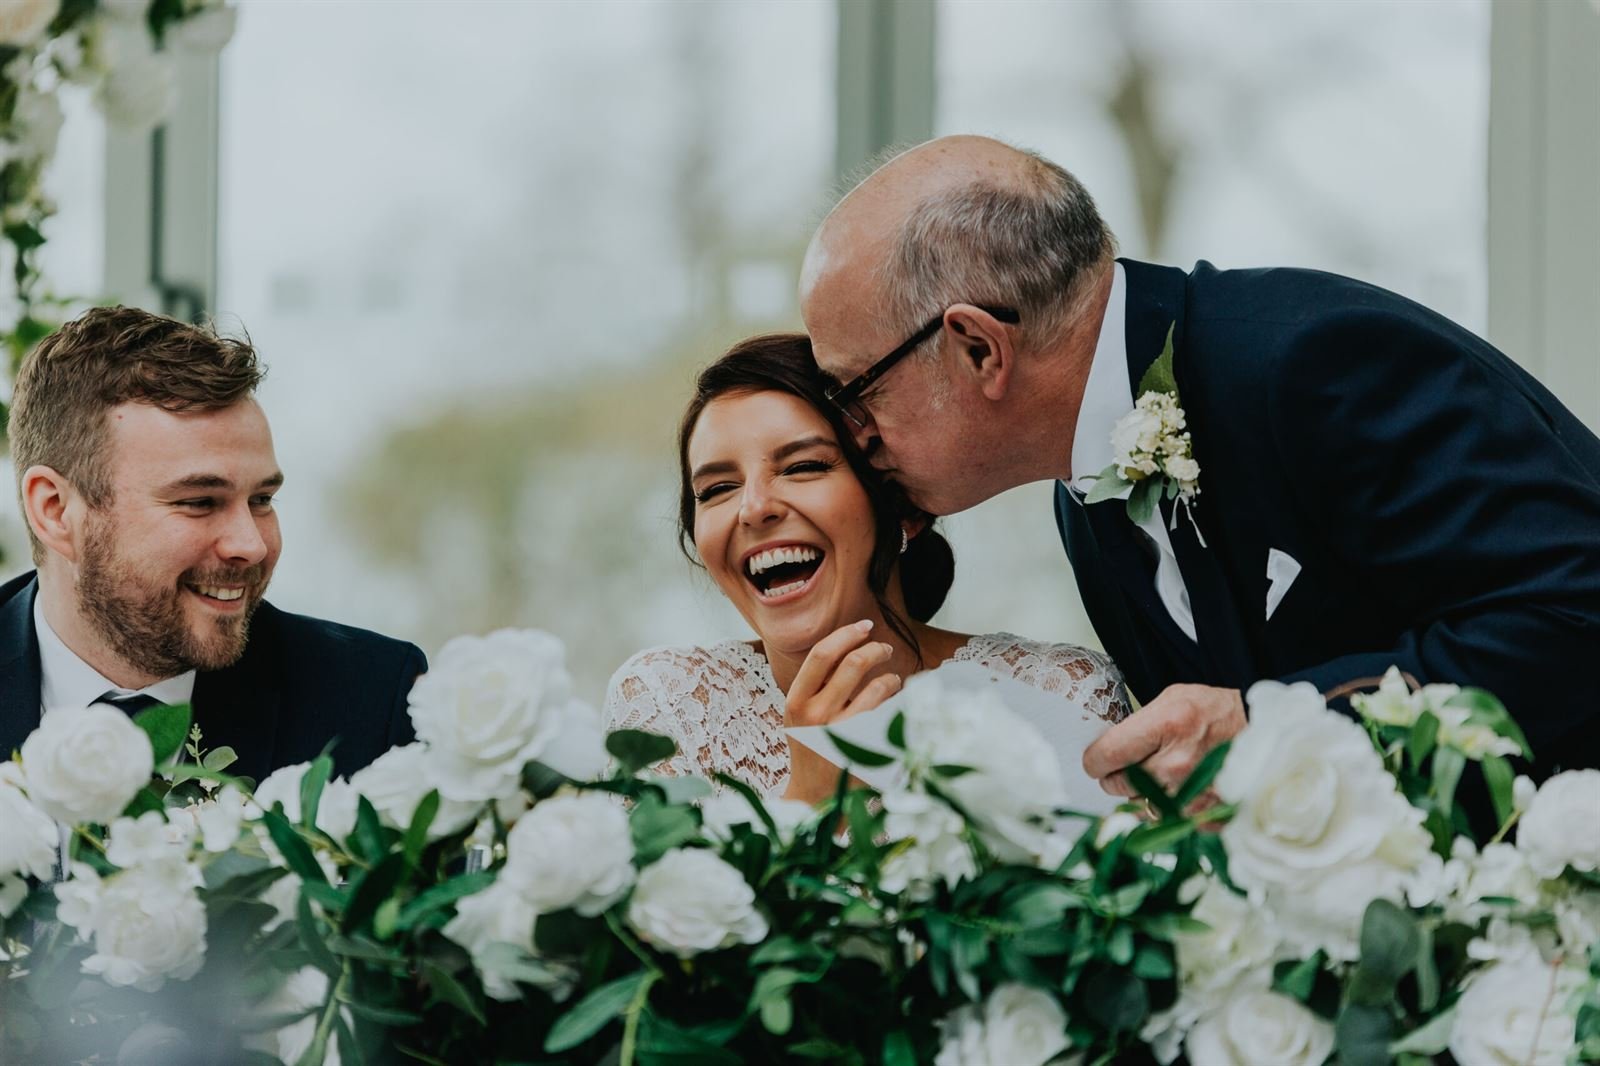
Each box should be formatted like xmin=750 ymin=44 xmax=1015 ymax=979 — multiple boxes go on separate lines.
xmin=261 ymin=849 xmax=341 ymax=933
xmin=94 ymin=24 xmax=176 ymax=132
xmin=1184 ymin=983 xmax=1333 ymax=1066
xmin=252 ymin=762 xmax=358 ymax=844
xmin=0 ymin=0 xmax=57 ymax=46
xmin=1517 ymin=770 xmax=1600 ymax=879
xmin=105 ymin=809 xmax=192 ymax=868
xmin=892 ymin=675 xmax=1067 ymax=865
xmin=1449 ymin=953 xmax=1584 ymax=1066
xmin=626 ymin=847 xmax=766 ymax=957
xmin=169 ymin=4 xmax=236 ymax=52
xmin=256 ymin=967 xmax=346 ymax=1066
xmin=349 ymin=743 xmax=478 ymax=839
xmin=194 ymin=785 xmax=256 ymax=853
xmin=22 ymin=705 xmax=154 ymax=825
xmin=878 ymin=787 xmax=977 ymax=899
xmin=501 ymin=791 xmax=634 ymax=916
xmin=933 ymin=983 xmax=1072 ymax=1066
xmin=0 ymin=762 xmax=57 ymax=906
xmin=442 ymin=882 xmax=536 ymax=1001
xmin=1217 ymin=681 xmax=1417 ymax=893
xmin=56 ymin=860 xmax=206 ymax=991
xmin=409 ymin=629 xmax=601 ymax=804
xmin=1350 ymin=666 xmax=1420 ymax=727
xmin=699 ymin=791 xmax=815 ymax=845
xmin=1442 ymin=842 xmax=1543 ymax=924
xmin=1164 ymin=455 xmax=1200 ymax=485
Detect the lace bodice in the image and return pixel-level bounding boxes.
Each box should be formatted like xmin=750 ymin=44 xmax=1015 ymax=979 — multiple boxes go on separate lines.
xmin=601 ymin=634 xmax=1131 ymax=795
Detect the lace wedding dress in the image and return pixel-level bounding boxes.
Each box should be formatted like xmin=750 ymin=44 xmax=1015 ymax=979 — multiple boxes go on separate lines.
xmin=602 ymin=633 xmax=1131 ymax=795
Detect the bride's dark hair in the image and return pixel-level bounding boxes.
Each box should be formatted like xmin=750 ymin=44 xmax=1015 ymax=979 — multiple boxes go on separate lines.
xmin=677 ymin=333 xmax=956 ymax=660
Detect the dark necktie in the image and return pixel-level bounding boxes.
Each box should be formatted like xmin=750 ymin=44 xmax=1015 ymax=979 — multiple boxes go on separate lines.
xmin=95 ymin=691 xmax=165 ymax=716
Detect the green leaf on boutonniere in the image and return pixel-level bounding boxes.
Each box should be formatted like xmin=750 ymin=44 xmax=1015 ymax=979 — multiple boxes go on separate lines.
xmin=1083 ymin=463 xmax=1130 ymax=505
xmin=1126 ymin=478 xmax=1161 ymax=526
xmin=1137 ymin=324 xmax=1179 ymax=397
xmin=133 ymin=701 xmax=192 ymax=765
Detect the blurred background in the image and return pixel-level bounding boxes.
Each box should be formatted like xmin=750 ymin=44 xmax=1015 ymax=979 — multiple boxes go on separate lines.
xmin=6 ymin=0 xmax=1598 ymax=701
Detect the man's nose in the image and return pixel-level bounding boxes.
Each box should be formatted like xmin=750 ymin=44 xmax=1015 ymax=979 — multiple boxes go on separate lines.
xmin=216 ymin=506 xmax=269 ymax=565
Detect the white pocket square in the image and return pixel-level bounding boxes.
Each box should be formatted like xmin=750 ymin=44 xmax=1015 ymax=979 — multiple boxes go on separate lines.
xmin=1265 ymin=548 xmax=1302 ymax=620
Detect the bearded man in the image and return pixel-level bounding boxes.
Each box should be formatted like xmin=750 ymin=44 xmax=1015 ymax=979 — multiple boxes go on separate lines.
xmin=0 ymin=305 xmax=425 ymax=781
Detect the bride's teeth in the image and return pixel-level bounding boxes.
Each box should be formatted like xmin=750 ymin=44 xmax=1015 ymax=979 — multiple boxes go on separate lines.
xmin=747 ymin=545 xmax=821 ymax=576
xmin=762 ymin=579 xmax=807 ymax=598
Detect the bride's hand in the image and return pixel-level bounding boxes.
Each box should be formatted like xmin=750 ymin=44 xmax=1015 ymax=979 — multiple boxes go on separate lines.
xmin=782 ymin=620 xmax=903 ymax=804
xmin=784 ymin=619 xmax=903 ymax=728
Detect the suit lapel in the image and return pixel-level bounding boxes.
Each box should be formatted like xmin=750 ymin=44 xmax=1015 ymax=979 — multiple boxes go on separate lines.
xmin=0 ymin=575 xmax=42 ymax=758
xmin=1121 ymin=259 xmax=1257 ymax=689
xmin=191 ymin=604 xmax=284 ymax=785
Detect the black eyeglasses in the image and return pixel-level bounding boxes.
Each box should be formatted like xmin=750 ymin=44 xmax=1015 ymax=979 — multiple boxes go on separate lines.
xmin=824 ymin=305 xmax=1020 ymax=429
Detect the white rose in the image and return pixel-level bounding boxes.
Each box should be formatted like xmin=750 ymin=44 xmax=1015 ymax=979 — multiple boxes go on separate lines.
xmin=0 ymin=762 xmax=58 ymax=912
xmin=1449 ymin=953 xmax=1584 ymax=1066
xmin=105 ymin=809 xmax=192 ymax=868
xmin=56 ymin=860 xmax=206 ymax=991
xmin=194 ymin=785 xmax=255 ymax=853
xmin=1448 ymin=842 xmax=1543 ymax=921
xmin=1184 ymin=984 xmax=1333 ymax=1066
xmin=892 ymin=675 xmax=1067 ymax=865
xmin=933 ymin=983 xmax=1071 ymax=1066
xmin=0 ymin=0 xmax=57 ymax=46
xmin=1517 ymin=770 xmax=1600 ymax=879
xmin=22 ymin=705 xmax=154 ymax=825
xmin=260 ymin=849 xmax=340 ymax=933
xmin=1164 ymin=455 xmax=1200 ymax=485
xmin=169 ymin=5 xmax=236 ymax=52
xmin=440 ymin=881 xmax=572 ymax=1002
xmin=348 ymin=743 xmax=478 ymax=839
xmin=501 ymin=791 xmax=634 ymax=916
xmin=253 ymin=762 xmax=358 ymax=845
xmin=253 ymin=967 xmax=346 ymax=1066
xmin=1351 ymin=666 xmax=1420 ymax=727
xmin=879 ymin=787 xmax=977 ymax=899
xmin=626 ymin=847 xmax=766 ymax=957
xmin=699 ymin=790 xmax=815 ymax=845
xmin=1218 ymin=681 xmax=1414 ymax=893
xmin=1175 ymin=880 xmax=1282 ymax=1000
xmin=94 ymin=24 xmax=176 ymax=132
xmin=409 ymin=629 xmax=600 ymax=804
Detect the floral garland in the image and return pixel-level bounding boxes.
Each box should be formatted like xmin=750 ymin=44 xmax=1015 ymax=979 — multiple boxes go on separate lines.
xmin=0 ymin=629 xmax=1596 ymax=1065
xmin=0 ymin=0 xmax=235 ymax=399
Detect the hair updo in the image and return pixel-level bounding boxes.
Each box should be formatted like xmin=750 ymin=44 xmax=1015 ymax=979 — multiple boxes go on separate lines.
xmin=676 ymin=333 xmax=955 ymax=656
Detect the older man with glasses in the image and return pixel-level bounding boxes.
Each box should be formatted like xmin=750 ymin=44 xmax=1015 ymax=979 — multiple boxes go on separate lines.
xmin=799 ymin=135 xmax=1600 ymax=814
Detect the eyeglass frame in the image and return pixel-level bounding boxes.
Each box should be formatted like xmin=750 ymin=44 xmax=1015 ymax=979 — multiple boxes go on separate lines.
xmin=824 ymin=305 xmax=1021 ymax=429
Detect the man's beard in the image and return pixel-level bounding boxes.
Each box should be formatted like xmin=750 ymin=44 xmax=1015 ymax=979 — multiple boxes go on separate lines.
xmin=77 ymin=523 xmax=268 ymax=678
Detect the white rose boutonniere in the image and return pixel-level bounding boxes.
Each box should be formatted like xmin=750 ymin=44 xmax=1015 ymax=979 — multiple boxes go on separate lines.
xmin=1085 ymin=324 xmax=1200 ymax=529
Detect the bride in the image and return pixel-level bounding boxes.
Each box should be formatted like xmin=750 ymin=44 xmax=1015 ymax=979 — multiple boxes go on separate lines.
xmin=603 ymin=333 xmax=1130 ymax=803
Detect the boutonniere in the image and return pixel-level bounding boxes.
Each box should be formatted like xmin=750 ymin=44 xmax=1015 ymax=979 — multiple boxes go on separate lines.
xmin=1084 ymin=324 xmax=1202 ymax=531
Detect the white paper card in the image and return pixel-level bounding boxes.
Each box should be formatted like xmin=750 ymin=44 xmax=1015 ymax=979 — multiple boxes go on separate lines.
xmin=785 ymin=660 xmax=1120 ymax=815
xmin=1265 ymin=547 xmax=1303 ymax=620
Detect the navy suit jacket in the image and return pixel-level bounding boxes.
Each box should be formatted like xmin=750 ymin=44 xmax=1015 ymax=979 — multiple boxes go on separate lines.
xmin=1056 ymin=259 xmax=1600 ymax=775
xmin=0 ymin=572 xmax=425 ymax=782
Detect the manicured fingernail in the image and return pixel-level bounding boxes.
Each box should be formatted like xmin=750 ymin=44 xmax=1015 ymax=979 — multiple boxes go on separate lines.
xmin=857 ymin=619 xmax=874 ymax=631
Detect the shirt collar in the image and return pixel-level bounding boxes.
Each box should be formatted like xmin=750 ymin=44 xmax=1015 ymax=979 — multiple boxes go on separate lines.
xmin=1068 ymin=261 xmax=1130 ymax=495
xmin=34 ymin=595 xmax=196 ymax=710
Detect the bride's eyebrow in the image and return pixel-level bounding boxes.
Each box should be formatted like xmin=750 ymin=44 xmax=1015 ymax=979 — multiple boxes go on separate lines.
xmin=770 ymin=436 xmax=837 ymax=463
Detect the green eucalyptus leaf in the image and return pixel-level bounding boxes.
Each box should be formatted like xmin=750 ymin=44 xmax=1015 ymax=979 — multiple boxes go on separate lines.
xmin=132 ymin=701 xmax=192 ymax=765
xmin=1125 ymin=477 xmax=1161 ymax=526
xmin=1083 ymin=464 xmax=1131 ymax=505
xmin=606 ymin=729 xmax=679 ymax=777
xmin=1389 ymin=1007 xmax=1458 ymax=1055
xmin=1081 ymin=968 xmax=1147 ymax=1032
xmin=1335 ymin=1004 xmax=1393 ymax=1066
xmin=544 ymin=970 xmax=647 ymax=1053
xmin=650 ymin=774 xmax=713 ymax=805
xmin=1137 ymin=323 xmax=1179 ymax=396
xmin=201 ymin=745 xmax=238 ymax=773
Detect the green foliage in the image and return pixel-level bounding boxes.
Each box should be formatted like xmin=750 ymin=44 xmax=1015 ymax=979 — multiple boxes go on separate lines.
xmin=132 ymin=701 xmax=194 ymax=766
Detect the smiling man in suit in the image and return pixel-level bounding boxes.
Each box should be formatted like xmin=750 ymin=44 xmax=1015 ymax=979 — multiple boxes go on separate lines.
xmin=0 ymin=305 xmax=424 ymax=781
xmin=800 ymin=135 xmax=1600 ymax=799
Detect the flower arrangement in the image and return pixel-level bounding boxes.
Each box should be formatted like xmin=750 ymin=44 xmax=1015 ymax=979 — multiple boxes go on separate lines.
xmin=0 ymin=629 xmax=1595 ymax=1065
xmin=0 ymin=0 xmax=236 ymax=418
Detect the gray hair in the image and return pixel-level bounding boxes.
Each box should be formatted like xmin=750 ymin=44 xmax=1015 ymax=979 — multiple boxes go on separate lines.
xmin=878 ymin=150 xmax=1116 ymax=358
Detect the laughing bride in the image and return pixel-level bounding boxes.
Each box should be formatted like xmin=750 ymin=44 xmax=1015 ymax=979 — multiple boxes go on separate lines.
xmin=602 ymin=334 xmax=1130 ymax=804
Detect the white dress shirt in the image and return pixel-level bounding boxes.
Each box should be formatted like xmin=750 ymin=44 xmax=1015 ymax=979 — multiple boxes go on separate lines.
xmin=34 ymin=594 xmax=196 ymax=711
xmin=1065 ymin=262 xmax=1198 ymax=643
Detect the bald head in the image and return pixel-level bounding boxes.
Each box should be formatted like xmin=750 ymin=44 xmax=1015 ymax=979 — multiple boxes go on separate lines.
xmin=802 ymin=135 xmax=1115 ymax=364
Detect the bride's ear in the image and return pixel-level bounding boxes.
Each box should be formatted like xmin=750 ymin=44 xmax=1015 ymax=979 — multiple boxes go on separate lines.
xmin=944 ymin=305 xmax=1015 ymax=401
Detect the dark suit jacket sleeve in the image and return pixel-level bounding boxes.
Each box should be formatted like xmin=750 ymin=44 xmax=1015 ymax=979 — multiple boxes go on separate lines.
xmin=1266 ymin=308 xmax=1600 ymax=763
xmin=386 ymin=644 xmax=427 ymax=749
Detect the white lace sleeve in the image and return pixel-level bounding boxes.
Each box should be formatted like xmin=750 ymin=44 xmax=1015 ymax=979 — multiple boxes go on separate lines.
xmin=953 ymin=633 xmax=1132 ymax=725
xmin=601 ymin=643 xmax=790 ymax=792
